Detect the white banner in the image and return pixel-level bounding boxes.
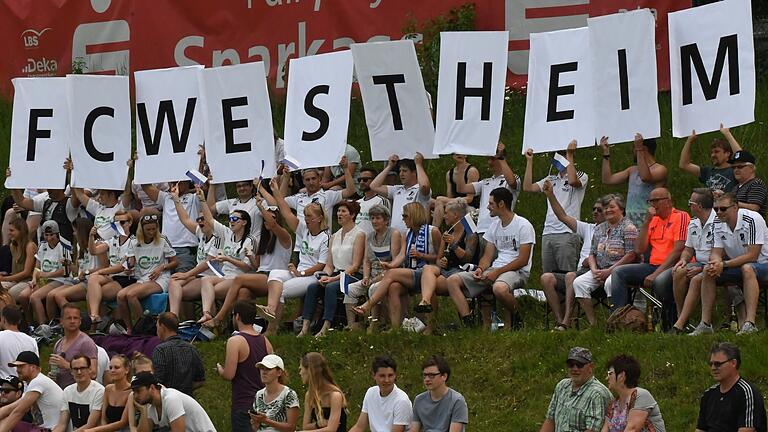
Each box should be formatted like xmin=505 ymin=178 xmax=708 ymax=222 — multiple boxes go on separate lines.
xmin=134 ymin=66 xmax=205 ymax=184
xmin=669 ymin=0 xmax=755 ymax=138
xmin=284 ymin=51 xmax=353 ymax=169
xmin=523 ymin=27 xmax=594 ymax=154
xmin=589 ymin=9 xmax=660 ymax=144
xmin=351 ymin=40 xmax=436 ymax=161
xmin=434 ymin=31 xmax=508 ymax=156
xmin=198 ymin=62 xmax=276 ymax=183
xmin=6 ymin=78 xmax=70 ymax=190
xmin=67 ymin=75 xmax=131 ymax=190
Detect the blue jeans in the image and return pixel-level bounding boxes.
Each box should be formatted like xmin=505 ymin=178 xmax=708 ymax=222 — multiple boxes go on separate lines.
xmin=231 ymin=409 xmax=251 ymax=432
xmin=173 ymin=246 xmax=197 ymax=274
xmin=651 ymin=267 xmax=678 ymax=330
xmin=611 ymin=263 xmax=659 ymax=309
xmin=304 ymin=281 xmax=342 ymax=323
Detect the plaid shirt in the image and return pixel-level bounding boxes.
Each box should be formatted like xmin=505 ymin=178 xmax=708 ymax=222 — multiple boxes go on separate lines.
xmin=546 ymin=376 xmax=612 ymax=432
xmin=152 ymin=335 xmax=205 ymax=396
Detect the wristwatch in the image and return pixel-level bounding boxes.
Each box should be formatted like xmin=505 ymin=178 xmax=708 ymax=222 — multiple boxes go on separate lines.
xmin=300 ymin=270 xmax=306 ymax=276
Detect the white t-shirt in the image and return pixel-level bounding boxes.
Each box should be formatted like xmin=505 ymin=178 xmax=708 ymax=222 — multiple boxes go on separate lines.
xmin=356 ymin=195 xmax=390 ymax=235
xmin=38 ymin=240 xmax=71 ymax=280
xmin=196 ymin=227 xmax=220 ymax=277
xmin=361 ymin=384 xmax=413 ymax=432
xmin=106 ymin=235 xmax=135 ymax=276
xmin=215 ymin=196 xmax=264 ymax=240
xmin=483 ymin=215 xmax=536 ymax=272
xmin=575 ymin=220 xmax=595 ymax=267
xmin=61 ymin=380 xmax=104 ymax=429
xmin=26 ymin=373 xmax=65 ymax=429
xmin=387 ymin=184 xmax=432 ymax=236
xmin=156 ymin=190 xmax=200 ymax=248
xmin=128 ymin=236 xmax=176 ymax=281
xmin=285 ymin=189 xmax=343 ymax=238
xmin=0 ymin=330 xmax=38 ymax=378
xmin=295 ymin=221 xmax=329 ymax=272
xmin=713 ymin=208 xmax=768 ymax=263
xmin=96 ymin=346 xmax=109 ymax=385
xmin=85 ymin=199 xmax=125 ymax=229
xmin=212 ymin=221 xmax=255 ymax=277
xmin=536 ymin=171 xmax=588 ymax=235
xmin=257 ymin=236 xmax=293 ymax=273
xmin=471 ymin=174 xmax=520 ymax=233
xmin=148 ymin=387 xmax=216 ymax=432
xmin=685 ymin=210 xmax=716 ymax=263
xmin=131 ymin=182 xmax=169 ymax=210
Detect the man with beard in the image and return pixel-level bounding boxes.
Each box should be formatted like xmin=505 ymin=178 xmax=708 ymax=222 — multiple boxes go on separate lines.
xmin=130 ymin=372 xmax=215 ymax=432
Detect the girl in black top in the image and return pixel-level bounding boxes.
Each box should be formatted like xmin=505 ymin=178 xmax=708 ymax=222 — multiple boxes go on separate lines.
xmin=298 ymin=352 xmax=347 ymax=432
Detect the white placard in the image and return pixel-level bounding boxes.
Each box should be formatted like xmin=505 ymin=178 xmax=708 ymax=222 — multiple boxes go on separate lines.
xmin=523 ymin=27 xmax=594 ymax=154
xmin=67 ymin=75 xmax=131 ymax=190
xmin=351 ymin=40 xmax=436 ymax=161
xmin=669 ymin=0 xmax=755 ymax=137
xmin=284 ymin=51 xmax=353 ymax=169
xmin=6 ymin=78 xmax=70 ymax=189
xmin=589 ymin=9 xmax=660 ymax=143
xmin=198 ymin=62 xmax=276 ymax=183
xmin=134 ymin=66 xmax=205 ymax=184
xmin=434 ymin=31 xmax=508 ymax=156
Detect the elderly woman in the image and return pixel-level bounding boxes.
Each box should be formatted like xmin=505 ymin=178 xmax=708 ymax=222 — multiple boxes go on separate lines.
xmin=603 ymin=354 xmax=666 ymax=432
xmin=568 ymin=194 xmax=638 ymax=327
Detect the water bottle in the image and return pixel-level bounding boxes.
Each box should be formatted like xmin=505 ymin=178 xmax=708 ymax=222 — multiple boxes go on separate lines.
xmin=490 ymin=311 xmax=504 ymax=332
xmin=49 ymin=355 xmax=59 ymax=379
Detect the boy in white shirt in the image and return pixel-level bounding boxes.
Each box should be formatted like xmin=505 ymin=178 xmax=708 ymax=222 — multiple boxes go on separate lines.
xmin=350 ymin=356 xmax=412 ymax=432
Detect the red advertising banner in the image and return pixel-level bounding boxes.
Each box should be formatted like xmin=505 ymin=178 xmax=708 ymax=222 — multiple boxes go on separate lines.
xmin=0 ymin=0 xmax=690 ymax=98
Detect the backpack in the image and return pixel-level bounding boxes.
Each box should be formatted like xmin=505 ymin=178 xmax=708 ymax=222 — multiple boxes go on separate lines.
xmin=606 ymin=304 xmax=646 ymax=333
xmin=42 ymin=197 xmax=74 ymax=244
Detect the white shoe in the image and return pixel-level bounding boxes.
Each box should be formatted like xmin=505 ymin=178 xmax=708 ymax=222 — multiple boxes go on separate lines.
xmin=687 ymin=322 xmax=714 ymax=336
xmin=737 ymin=321 xmax=758 ymax=335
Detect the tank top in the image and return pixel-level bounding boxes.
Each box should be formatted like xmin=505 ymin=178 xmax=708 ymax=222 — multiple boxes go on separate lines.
xmin=257 ymin=236 xmax=293 ymax=272
xmin=331 ymin=225 xmax=363 ymax=272
xmin=231 ymin=332 xmax=268 ymax=410
xmin=311 ymin=406 xmax=347 ymax=432
xmin=366 ymin=228 xmax=393 ymax=280
xmin=626 ymin=168 xmax=655 ymax=229
xmin=448 ymin=165 xmax=480 ymax=208
xmin=105 ymin=404 xmax=125 ymax=423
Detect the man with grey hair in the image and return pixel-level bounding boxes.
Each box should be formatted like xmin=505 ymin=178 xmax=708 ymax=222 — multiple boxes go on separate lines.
xmin=540 ymin=347 xmax=611 ymax=432
xmin=696 ymin=342 xmax=766 ymax=432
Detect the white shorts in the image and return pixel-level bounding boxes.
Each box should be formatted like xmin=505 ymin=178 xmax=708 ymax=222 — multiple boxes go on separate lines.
xmin=138 ymin=272 xmax=171 ymax=293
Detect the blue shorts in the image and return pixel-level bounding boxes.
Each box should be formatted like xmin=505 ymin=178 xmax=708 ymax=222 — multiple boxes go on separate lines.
xmin=751 ymin=262 xmax=768 ymax=281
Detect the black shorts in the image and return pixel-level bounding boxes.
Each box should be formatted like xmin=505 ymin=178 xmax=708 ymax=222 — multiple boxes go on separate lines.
xmin=112 ymin=275 xmax=136 ymax=288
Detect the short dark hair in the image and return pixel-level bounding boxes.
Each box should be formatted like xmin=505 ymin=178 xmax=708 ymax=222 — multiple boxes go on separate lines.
xmin=337 ymin=201 xmax=361 ymax=219
xmin=693 ymin=188 xmax=714 ymax=209
xmin=643 ymin=138 xmax=657 ymax=155
xmin=399 ymin=159 xmax=416 ymax=172
xmin=1 ymin=305 xmax=22 ymax=326
xmin=711 ymin=138 xmax=732 ymax=154
xmin=606 ymin=354 xmax=641 ymax=388
xmin=371 ymin=355 xmax=397 ymax=374
xmin=360 ymin=166 xmax=378 ymax=177
xmin=421 ymin=355 xmax=451 ymax=382
xmin=233 ymin=300 xmax=257 ymax=325
xmin=710 ymin=342 xmax=741 ymax=369
xmin=716 ymin=192 xmax=738 ymax=207
xmin=71 ymin=355 xmax=92 ymax=368
xmin=490 ymin=187 xmax=515 ymax=210
xmin=157 ymin=312 xmax=179 ymax=332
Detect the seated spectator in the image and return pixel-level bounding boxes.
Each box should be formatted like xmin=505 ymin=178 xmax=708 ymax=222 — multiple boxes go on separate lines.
xmin=539 ymin=347 xmax=611 ymax=432
xmin=29 ymin=220 xmax=73 ymax=326
xmin=610 ymin=188 xmax=689 ymax=317
xmin=601 ymin=134 xmax=668 ymax=229
xmin=692 ymin=193 xmax=767 ymax=335
xmin=0 ymin=375 xmax=34 ymax=430
xmin=206 ymin=179 xmax=263 ymax=238
xmin=85 ymin=210 xmax=135 ymax=326
xmin=0 ymin=305 xmax=38 ymax=379
xmin=411 ymin=355 xmax=467 ymax=432
xmin=250 ymin=354 xmax=300 ymax=432
xmin=215 ymin=301 xmax=273 ymax=432
xmin=432 ymin=154 xmax=480 ymax=228
xmin=354 ymin=202 xmax=440 ymax=330
xmin=540 ymin=182 xmax=606 ymax=330
xmin=0 ymin=351 xmax=64 ymax=431
xmin=130 ymin=372 xmax=217 ymax=432
xmin=730 ymin=150 xmax=768 ymax=215
xmin=299 ymin=352 xmax=347 ymax=432
xmin=569 ymin=194 xmax=637 ymax=327
xmin=301 ymin=201 xmax=365 ymax=337
xmin=697 ymin=342 xmax=766 ymax=431
xmin=0 ymin=218 xmax=36 ymax=306
xmin=116 ymin=214 xmax=177 ymax=334
xmin=141 ymin=181 xmax=200 ymax=273
xmin=71 ymin=188 xmax=128 ymax=230
xmin=88 ymin=354 xmax=131 ymax=432
xmin=50 ymin=304 xmax=98 ymax=389
xmin=679 ymin=124 xmax=741 ymax=193
xmin=368 ymin=153 xmax=431 ymax=237
xmin=349 ymin=355 xmax=412 ymax=432
xmin=354 ymin=167 xmax=390 ymax=235
xmin=446 ymin=188 xmax=535 ymax=329
xmin=603 ymin=354 xmax=666 ymax=431
xmin=280 ymin=161 xmax=355 ymax=231
xmin=125 ymin=353 xmax=153 ymax=432
xmin=52 ymin=355 xmax=104 ymax=431
xmin=152 ymin=312 xmax=205 ymax=397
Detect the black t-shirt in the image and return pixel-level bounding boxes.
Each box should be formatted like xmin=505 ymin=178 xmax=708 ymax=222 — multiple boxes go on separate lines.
xmin=697 ymin=378 xmax=767 ymax=432
xmin=699 ymin=166 xmax=737 ymax=193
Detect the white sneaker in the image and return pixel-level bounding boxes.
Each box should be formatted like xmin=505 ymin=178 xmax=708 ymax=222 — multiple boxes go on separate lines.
xmin=737 ymin=321 xmax=759 ymax=335
xmin=688 ymin=322 xmax=714 ymax=336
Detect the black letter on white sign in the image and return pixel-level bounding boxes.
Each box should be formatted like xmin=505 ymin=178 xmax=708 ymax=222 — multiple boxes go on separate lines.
xmin=618 ymin=49 xmax=630 ymax=111
xmin=27 ymin=109 xmax=53 ymax=161
xmin=547 ymin=62 xmax=578 ymax=122
xmin=372 ymin=74 xmax=406 ymax=130
xmin=84 ymin=107 xmax=115 ymax=162
xmin=302 ymin=85 xmax=330 ymax=141
xmin=680 ymin=34 xmax=740 ymax=105
xmin=456 ymin=62 xmax=492 ymax=121
xmin=137 ymin=98 xmax=197 ymax=156
xmin=222 ymin=97 xmax=250 ymax=154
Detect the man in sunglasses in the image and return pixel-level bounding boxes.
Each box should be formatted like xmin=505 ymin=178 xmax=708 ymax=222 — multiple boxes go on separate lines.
xmin=0 ymin=376 xmax=34 ymax=429
xmin=354 ymin=167 xmax=390 ymax=235
xmin=696 ymin=342 xmax=766 ymax=432
xmin=540 ymin=347 xmax=610 ymax=432
xmin=730 ymin=150 xmax=768 ymax=216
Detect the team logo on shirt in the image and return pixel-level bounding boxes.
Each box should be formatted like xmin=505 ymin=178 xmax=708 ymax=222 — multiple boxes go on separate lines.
xmin=137 ymin=256 xmax=162 ymax=270
xmin=41 ymin=258 xmax=59 ymax=272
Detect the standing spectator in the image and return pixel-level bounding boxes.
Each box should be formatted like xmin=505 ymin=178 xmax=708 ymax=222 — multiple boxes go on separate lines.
xmin=250 ymin=354 xmax=300 ymax=432
xmin=432 ymin=154 xmax=480 ymax=228
xmin=152 ymin=312 xmax=205 ymax=397
xmin=130 ymin=372 xmax=217 ymax=432
xmin=216 ymin=301 xmax=273 ymax=432
xmin=323 ymin=144 xmax=363 ymax=195
xmin=523 ymin=141 xmax=587 ymax=277
xmin=349 ymin=355 xmax=412 ymax=432
xmin=71 ymin=188 xmax=127 ymax=230
xmin=52 ymin=356 xmax=104 ymax=432
xmin=0 ymin=218 xmax=36 ymax=305
xmin=355 ymin=167 xmax=390 ymax=235
xmin=730 ymin=150 xmax=768 ymax=215
xmin=50 ymin=304 xmax=98 ymax=389
xmin=539 ymin=347 xmax=611 ymax=432
xmin=679 ymin=125 xmax=741 ymax=193
xmin=696 ymin=342 xmax=766 ymax=432
xmin=601 ymin=134 xmax=668 ymax=229
xmin=28 ymin=220 xmax=72 ymax=326
xmin=0 ymin=351 xmax=64 ymax=431
xmin=142 ymin=181 xmax=200 ymax=273
xmin=8 ymin=180 xmax=78 ymax=246
xmin=0 ymin=305 xmax=38 ymax=378
xmin=369 ymin=153 xmax=432 ymax=236
xmin=298 ymin=352 xmax=347 ymax=432
xmin=411 ymin=355 xmax=467 ymax=432
xmin=280 ymin=161 xmax=355 ymax=233
xmin=603 ymin=354 xmax=666 ymax=431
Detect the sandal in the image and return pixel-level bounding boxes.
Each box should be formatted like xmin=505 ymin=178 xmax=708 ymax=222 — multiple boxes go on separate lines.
xmin=197 ymin=311 xmax=213 ymax=325
xmin=353 ymin=304 xmax=369 ymax=316
xmin=255 ymin=304 xmax=276 ymax=320
xmin=414 ymin=303 xmax=433 ymax=314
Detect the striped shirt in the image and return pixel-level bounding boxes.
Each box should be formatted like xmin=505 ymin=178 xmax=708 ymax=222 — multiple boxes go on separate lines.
xmin=697 ymin=378 xmax=767 ymax=432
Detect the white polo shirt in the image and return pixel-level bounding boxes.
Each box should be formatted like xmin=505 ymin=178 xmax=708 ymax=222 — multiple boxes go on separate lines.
xmin=536 ymin=171 xmax=588 ymax=235
xmin=713 ymin=208 xmax=768 ymax=263
xmin=471 ymin=174 xmax=520 ymax=233
xmin=387 ymin=184 xmax=431 ymax=236
xmin=685 ymin=210 xmax=716 ymax=263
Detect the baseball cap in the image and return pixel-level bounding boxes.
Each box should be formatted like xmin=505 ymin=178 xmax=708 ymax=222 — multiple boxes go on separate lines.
xmin=256 ymin=354 xmax=285 ymax=370
xmin=130 ymin=371 xmax=158 ymax=389
xmin=8 ymin=351 xmax=40 ymax=368
xmin=566 ymin=347 xmax=593 ymax=365
xmin=728 ymin=150 xmax=756 ymax=165
xmin=41 ymin=220 xmax=59 ymax=234
xmin=0 ymin=376 xmax=23 ymax=391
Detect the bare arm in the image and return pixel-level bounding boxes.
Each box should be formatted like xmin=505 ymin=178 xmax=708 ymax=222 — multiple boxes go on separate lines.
xmin=542 ymin=180 xmax=577 ymax=232
xmin=522 ymin=148 xmax=541 ymax=193
xmin=634 ymin=134 xmax=667 ymax=184
xmin=140 ymin=184 xmax=160 ymax=204
xmin=539 ymin=418 xmax=555 ymax=432
xmin=414 ymin=152 xmax=430 ymax=197
xmin=679 ymin=131 xmax=701 ymax=177
xmin=348 ymin=411 xmax=369 ymax=432
xmin=172 ymin=191 xmax=198 ymax=234
xmin=368 ymin=155 xmax=397 ymax=196
xmin=720 ymin=124 xmax=742 ymax=152
xmin=206 ymin=183 xmax=219 ymax=214
xmin=340 ymin=159 xmax=357 ymax=199
xmin=564 ymin=140 xmax=582 ymax=188
xmin=217 ymin=335 xmax=243 ymax=381
xmin=270 ymin=178 xmax=299 ymax=232
xmin=600 ymin=137 xmax=631 ymax=185
xmin=0 ymin=391 xmax=41 ymax=432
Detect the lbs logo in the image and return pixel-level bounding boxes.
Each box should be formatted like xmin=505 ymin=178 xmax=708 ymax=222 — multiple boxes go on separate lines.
xmin=21 ymin=28 xmax=50 ymax=49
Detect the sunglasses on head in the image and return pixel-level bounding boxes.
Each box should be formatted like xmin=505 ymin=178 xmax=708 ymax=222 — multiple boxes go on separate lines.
xmin=141 ymin=214 xmax=159 ymax=224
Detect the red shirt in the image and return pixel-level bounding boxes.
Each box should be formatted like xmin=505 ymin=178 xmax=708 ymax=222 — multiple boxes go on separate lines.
xmin=647 ymin=208 xmax=690 ymax=265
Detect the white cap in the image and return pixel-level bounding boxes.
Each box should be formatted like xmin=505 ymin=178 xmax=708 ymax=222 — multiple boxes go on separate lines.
xmin=255 ymin=354 xmax=285 ymax=370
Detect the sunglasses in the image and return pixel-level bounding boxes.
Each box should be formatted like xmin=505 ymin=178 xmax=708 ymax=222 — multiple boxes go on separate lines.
xmin=358 ymin=177 xmax=374 ymax=182
xmin=229 ymin=216 xmax=242 ymax=222
xmin=566 ymin=361 xmax=586 ymax=369
xmin=709 ymin=359 xmax=732 ymax=368
xmin=116 ymin=219 xmax=131 ymax=225
xmin=731 ymin=164 xmax=751 ymax=170
xmin=714 ymin=205 xmax=734 ymax=213
xmin=592 ymin=207 xmax=603 ymax=213
xmin=141 ymin=214 xmax=159 ymax=223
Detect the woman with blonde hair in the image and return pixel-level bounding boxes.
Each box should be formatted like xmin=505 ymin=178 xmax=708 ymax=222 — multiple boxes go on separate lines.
xmin=0 ymin=218 xmax=36 ymax=308
xmin=250 ymin=354 xmax=300 ymax=432
xmin=298 ymin=352 xmax=346 ymax=432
